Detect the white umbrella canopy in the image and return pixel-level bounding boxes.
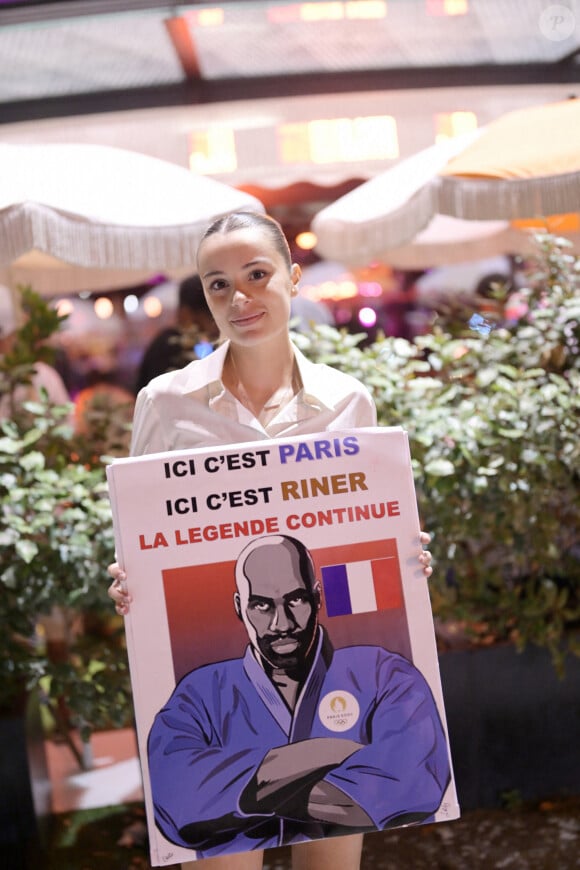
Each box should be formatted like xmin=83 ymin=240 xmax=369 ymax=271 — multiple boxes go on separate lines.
xmin=0 ymin=143 xmax=264 ymax=296
xmin=415 ymin=256 xmax=513 ymax=299
xmin=370 ymin=215 xmax=541 ymax=271
xmin=312 ymin=99 xmax=580 ymax=268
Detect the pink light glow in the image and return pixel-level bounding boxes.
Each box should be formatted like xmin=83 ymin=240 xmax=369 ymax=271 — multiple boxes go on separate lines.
xmin=358 ymin=281 xmax=383 ymax=297
xmin=358 ymin=307 xmax=377 ymax=328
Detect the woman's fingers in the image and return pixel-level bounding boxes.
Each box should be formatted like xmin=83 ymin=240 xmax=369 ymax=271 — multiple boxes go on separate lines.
xmin=107 ymin=580 xmax=127 ymax=604
xmin=419 ymin=550 xmax=433 ymax=578
xmin=107 ymin=561 xmax=125 ymax=580
xmin=114 ymin=598 xmax=130 ymax=616
xmin=109 ymin=583 xmax=131 ymax=615
xmin=107 ymin=563 xmax=131 ymax=614
xmin=419 ymin=532 xmax=433 ymax=578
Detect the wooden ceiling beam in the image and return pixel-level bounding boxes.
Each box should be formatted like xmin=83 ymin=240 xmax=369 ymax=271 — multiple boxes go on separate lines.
xmin=164 ymin=16 xmax=202 ymax=81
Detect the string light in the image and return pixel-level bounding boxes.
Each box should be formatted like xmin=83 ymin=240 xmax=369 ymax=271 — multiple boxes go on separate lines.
xmin=94 ymin=297 xmax=114 ymax=319
xmin=143 ymin=296 xmax=163 ymax=318
xmin=56 ymin=299 xmax=74 ymax=317
xmin=295 ymin=231 xmax=318 ymax=250
xmin=124 ymin=294 xmax=139 ymax=315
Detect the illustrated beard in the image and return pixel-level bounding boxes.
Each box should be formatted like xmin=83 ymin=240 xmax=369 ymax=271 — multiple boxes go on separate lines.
xmin=255 ymin=610 xmax=318 ymax=672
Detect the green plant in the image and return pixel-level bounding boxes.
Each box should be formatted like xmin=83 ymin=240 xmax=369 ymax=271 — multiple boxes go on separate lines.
xmin=0 ymin=285 xmax=66 ymax=414
xmin=0 ymin=287 xmax=132 ymax=753
xmin=294 ymin=234 xmax=580 ymax=670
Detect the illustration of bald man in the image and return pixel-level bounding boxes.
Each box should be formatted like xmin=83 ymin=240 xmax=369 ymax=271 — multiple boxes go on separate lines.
xmin=147 ymin=534 xmax=450 ymax=857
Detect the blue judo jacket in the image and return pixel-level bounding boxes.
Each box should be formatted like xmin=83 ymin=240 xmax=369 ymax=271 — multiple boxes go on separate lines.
xmin=148 ymin=628 xmax=451 ymax=857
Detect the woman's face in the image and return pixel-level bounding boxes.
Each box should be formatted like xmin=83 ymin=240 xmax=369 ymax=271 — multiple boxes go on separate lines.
xmin=197 ymin=226 xmax=301 ymax=348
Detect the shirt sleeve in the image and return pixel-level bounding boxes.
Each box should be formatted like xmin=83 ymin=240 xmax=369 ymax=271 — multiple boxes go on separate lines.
xmin=327 ymin=381 xmax=377 ymax=431
xmin=330 ymin=364 xmax=378 ymax=429
xmin=147 ymin=670 xmax=274 ymax=850
xmin=130 ymin=388 xmax=166 ymax=456
xmin=323 ymin=652 xmax=450 ymax=829
xmin=349 ymin=384 xmax=377 ymax=428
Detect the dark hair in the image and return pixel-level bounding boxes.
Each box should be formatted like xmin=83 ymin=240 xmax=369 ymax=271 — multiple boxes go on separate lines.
xmin=475 ymin=272 xmax=513 ymax=299
xmin=178 ymin=274 xmax=212 ymax=316
xmin=199 ymin=211 xmax=292 ymax=270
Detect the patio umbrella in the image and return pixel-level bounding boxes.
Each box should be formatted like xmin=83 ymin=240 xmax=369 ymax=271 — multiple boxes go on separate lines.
xmin=312 ymin=99 xmax=580 ymax=268
xmin=366 ymin=214 xmax=538 ymax=271
xmin=414 ymin=256 xmax=513 ymax=299
xmin=0 ymin=143 xmax=264 ymax=296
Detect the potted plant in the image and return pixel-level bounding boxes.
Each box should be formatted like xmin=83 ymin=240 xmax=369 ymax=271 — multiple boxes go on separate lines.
xmin=0 ymin=288 xmax=132 ymax=855
xmin=294 ymin=233 xmax=580 ymax=809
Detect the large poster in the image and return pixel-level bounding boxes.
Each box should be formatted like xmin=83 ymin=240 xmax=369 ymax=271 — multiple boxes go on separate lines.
xmin=107 ymin=426 xmax=460 ymax=866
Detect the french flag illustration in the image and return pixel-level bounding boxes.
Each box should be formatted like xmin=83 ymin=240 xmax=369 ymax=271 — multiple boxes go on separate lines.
xmin=321 ymin=555 xmax=403 ymax=617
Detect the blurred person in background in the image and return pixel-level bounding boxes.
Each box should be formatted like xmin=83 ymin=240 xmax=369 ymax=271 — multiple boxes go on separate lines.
xmin=134 ymin=274 xmax=219 ymax=394
xmin=74 ymin=370 xmax=135 ymax=458
xmin=0 ymin=283 xmax=71 ymax=418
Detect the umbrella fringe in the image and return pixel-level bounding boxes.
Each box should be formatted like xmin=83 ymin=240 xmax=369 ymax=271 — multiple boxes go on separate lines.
xmin=437 ymin=171 xmax=580 ymax=223
xmin=313 ymin=183 xmax=439 ymax=265
xmin=0 ymin=202 xmax=218 ymax=271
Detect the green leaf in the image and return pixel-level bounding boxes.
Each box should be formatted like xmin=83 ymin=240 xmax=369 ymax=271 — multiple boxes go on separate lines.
xmin=475 ymin=368 xmax=498 ymax=388
xmin=497 ymin=428 xmax=525 ymax=439
xmin=15 ymin=539 xmax=39 ymax=563
xmin=424 ymin=459 xmax=455 ymax=477
xmin=19 ymin=451 xmax=46 ymax=472
xmin=0 ymin=437 xmax=21 ymax=455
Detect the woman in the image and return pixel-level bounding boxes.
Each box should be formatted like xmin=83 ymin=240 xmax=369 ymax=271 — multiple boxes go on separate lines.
xmin=109 ymin=211 xmax=433 ymax=870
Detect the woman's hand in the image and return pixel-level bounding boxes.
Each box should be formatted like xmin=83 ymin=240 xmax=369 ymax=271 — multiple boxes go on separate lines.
xmin=419 ymin=531 xmax=433 ymax=579
xmin=107 ymin=562 xmax=132 ymax=616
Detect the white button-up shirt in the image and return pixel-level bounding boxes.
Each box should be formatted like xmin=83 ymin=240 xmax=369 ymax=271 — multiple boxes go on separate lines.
xmin=130 ymin=340 xmax=376 ymax=456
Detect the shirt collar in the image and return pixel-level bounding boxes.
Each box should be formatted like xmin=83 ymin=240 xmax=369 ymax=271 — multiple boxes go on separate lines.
xmin=180 ymin=339 xmax=228 ymax=398
xmin=180 ymin=339 xmax=335 ymax=412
